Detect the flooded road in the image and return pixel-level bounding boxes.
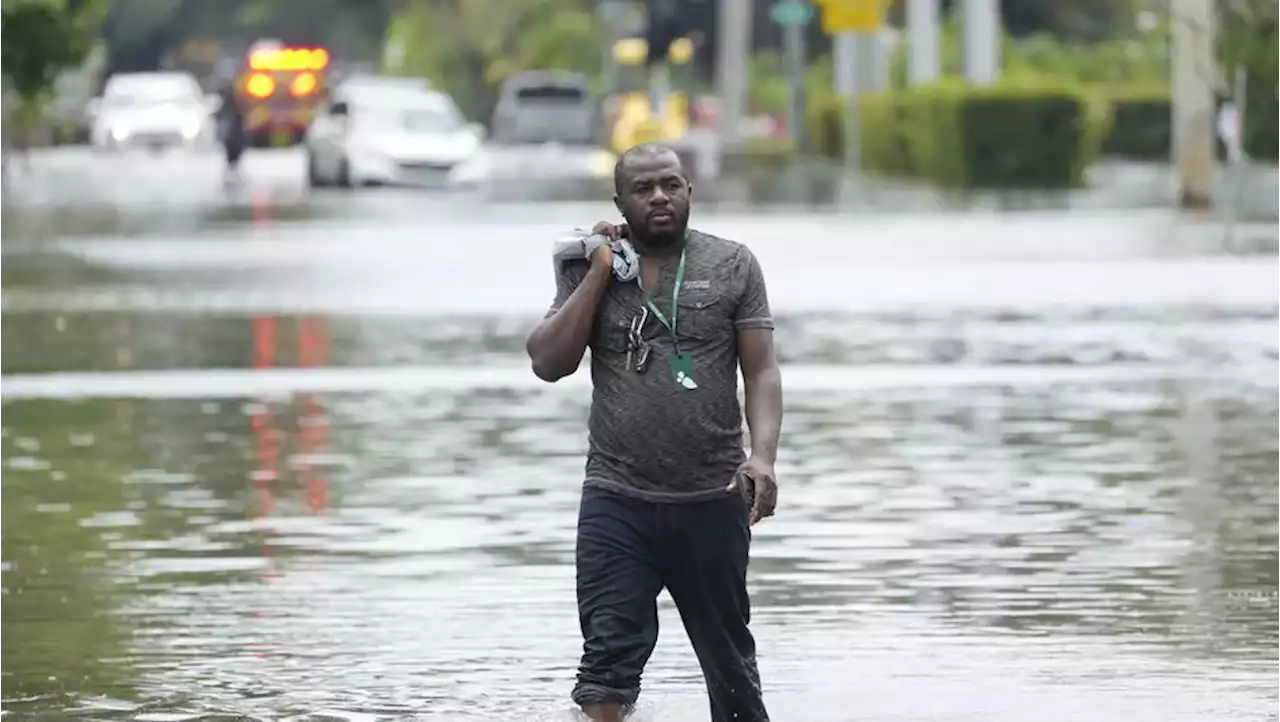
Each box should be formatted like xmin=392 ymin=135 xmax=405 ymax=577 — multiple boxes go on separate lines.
xmin=2 ymin=149 xmax=1278 ymax=721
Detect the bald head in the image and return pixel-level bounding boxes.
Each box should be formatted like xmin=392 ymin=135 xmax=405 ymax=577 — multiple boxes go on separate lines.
xmin=613 ymin=143 xmax=684 ymax=194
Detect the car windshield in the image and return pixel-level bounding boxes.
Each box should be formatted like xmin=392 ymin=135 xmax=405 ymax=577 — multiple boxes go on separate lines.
xmin=358 ymin=100 xmax=463 ymax=133
xmin=513 ymin=85 xmax=586 ymax=104
xmin=105 ymin=82 xmax=200 ymax=109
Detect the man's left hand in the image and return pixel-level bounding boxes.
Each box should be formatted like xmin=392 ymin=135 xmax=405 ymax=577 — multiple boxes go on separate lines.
xmin=727 ymin=457 xmax=777 ymax=525
xmin=591 ymin=221 xmax=628 ymax=241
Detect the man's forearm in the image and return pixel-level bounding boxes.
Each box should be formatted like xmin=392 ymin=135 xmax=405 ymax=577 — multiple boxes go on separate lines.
xmin=526 ymin=263 xmax=611 ymax=381
xmin=744 ymin=366 xmax=783 ymax=463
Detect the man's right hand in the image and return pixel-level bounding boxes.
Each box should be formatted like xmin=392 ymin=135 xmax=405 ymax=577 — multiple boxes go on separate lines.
xmin=591 ymin=221 xmax=628 ymax=241
xmin=590 ymin=242 xmax=614 ymax=272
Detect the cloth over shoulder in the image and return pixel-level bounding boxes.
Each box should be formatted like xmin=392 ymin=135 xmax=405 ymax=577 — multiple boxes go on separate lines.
xmin=551 ymin=228 xmax=640 ymax=282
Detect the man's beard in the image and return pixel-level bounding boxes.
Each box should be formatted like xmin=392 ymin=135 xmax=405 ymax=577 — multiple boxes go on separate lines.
xmin=629 ymin=213 xmax=687 ymax=248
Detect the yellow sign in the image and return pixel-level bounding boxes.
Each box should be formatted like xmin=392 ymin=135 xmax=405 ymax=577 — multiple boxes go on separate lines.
xmin=814 ymin=0 xmax=887 ymax=34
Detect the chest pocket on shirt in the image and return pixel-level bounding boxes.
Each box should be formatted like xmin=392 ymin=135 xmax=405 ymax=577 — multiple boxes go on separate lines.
xmin=675 ymin=288 xmax=724 ymax=341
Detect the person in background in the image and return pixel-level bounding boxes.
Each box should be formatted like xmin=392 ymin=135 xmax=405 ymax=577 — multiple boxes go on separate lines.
xmin=526 ymin=143 xmax=783 ymax=722
xmin=215 ymin=68 xmax=246 ymax=177
xmin=1217 ymin=96 xmax=1243 ymax=164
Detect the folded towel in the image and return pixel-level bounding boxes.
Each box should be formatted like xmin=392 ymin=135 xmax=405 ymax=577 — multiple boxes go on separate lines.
xmin=552 ymin=228 xmax=640 ymax=283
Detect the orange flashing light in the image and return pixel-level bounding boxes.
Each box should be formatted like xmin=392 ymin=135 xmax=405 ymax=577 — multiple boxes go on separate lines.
xmin=250 ymin=47 xmax=330 ymax=72
xmin=290 ymin=72 xmax=318 ymax=97
xmin=245 ymin=72 xmax=276 ymax=98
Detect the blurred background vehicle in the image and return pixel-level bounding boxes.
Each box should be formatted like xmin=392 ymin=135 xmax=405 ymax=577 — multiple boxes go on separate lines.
xmin=491 ymin=70 xmax=597 ymax=146
xmin=236 ymin=38 xmax=332 ymax=148
xmin=602 ymin=34 xmax=704 ymax=175
xmin=88 ymin=71 xmax=216 ymax=152
xmin=305 ymin=80 xmax=483 ymax=188
xmin=334 ymin=73 xmax=434 ymax=96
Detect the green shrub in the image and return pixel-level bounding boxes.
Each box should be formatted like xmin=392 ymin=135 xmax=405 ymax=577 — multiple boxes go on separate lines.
xmin=809 ymin=80 xmax=1101 ymax=189
xmin=1097 ymin=87 xmax=1276 ymax=163
xmin=720 ymin=137 xmax=799 ymax=179
xmin=1099 ymin=89 xmax=1171 ymax=161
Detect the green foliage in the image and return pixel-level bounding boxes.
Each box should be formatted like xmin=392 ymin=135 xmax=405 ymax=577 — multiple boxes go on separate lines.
xmin=100 ymin=0 xmax=394 ymax=76
xmin=1 ymin=0 xmax=103 ymax=102
xmin=886 ymin=14 xmax=1171 ymax=91
xmin=387 ymin=0 xmax=602 ymax=123
xmin=1078 ymin=1 xmax=1277 ymax=163
xmin=809 ymin=79 xmax=1102 ymax=189
xmin=1097 ymin=88 xmax=1171 ymax=161
xmin=745 ymin=52 xmax=831 ymax=117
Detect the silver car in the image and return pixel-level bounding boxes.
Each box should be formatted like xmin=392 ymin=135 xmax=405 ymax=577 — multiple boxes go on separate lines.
xmin=89 ymin=72 xmax=217 ymax=152
xmin=491 ymin=70 xmax=597 ymax=146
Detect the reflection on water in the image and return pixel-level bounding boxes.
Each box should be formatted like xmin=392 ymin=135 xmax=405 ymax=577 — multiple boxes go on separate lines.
xmin=3 ymin=306 xmax=1277 ymax=721
xmin=4 ymin=148 xmax=1278 ymax=221
xmin=2 ymin=157 xmax=1278 ymax=720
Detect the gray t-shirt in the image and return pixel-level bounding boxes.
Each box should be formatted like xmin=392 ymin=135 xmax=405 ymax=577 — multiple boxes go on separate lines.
xmin=544 ymin=229 xmax=774 ymax=503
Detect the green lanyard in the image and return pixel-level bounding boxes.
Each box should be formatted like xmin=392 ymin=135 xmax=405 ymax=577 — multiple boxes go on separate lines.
xmin=641 ymin=247 xmax=686 ymax=349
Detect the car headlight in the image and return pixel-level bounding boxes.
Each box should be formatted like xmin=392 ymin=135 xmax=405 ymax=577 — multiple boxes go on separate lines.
xmin=182 ymin=120 xmax=202 ymax=140
xmin=110 ymin=126 xmax=130 ymax=142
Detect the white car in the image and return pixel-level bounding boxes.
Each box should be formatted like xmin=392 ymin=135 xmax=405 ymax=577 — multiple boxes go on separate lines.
xmin=88 ymin=72 xmax=217 ymax=152
xmin=304 ymin=86 xmax=485 ymax=188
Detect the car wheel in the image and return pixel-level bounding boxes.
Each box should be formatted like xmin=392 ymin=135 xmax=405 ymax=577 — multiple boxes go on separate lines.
xmin=337 ymin=155 xmax=353 ymax=188
xmin=306 ymin=150 xmax=326 ymax=188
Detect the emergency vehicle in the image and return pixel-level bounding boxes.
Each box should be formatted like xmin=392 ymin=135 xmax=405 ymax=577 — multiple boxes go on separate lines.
xmin=238 ymin=39 xmax=331 ymax=147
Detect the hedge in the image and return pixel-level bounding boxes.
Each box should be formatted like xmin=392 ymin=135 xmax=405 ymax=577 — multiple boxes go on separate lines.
xmin=1099 ymin=89 xmax=1171 ymax=160
xmin=808 ymin=80 xmax=1103 ymax=190
xmin=1103 ymin=88 xmax=1279 ymax=162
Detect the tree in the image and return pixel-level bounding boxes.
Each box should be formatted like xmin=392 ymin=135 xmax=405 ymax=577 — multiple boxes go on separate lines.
xmin=388 ymin=0 xmax=601 ymax=122
xmin=996 ymin=0 xmax=1143 ymax=42
xmin=99 ymin=0 xmax=393 ymax=75
xmin=1 ymin=0 xmax=104 ymax=102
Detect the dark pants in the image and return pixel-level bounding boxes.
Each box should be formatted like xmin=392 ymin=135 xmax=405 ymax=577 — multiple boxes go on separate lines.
xmin=572 ymin=484 xmax=768 ymax=722
xmin=224 ymin=135 xmax=244 ymax=167
xmin=220 ymin=118 xmax=245 ymax=168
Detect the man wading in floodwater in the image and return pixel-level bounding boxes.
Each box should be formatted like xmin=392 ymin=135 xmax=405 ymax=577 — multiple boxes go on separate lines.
xmin=525 ymin=143 xmax=782 ymax=722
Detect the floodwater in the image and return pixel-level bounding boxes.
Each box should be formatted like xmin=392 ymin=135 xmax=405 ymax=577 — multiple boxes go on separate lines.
xmin=2 ymin=148 xmax=1278 ymax=722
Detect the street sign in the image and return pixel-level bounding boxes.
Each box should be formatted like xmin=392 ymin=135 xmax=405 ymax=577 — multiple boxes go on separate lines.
xmin=814 ymin=0 xmax=887 ymax=34
xmin=770 ymin=0 xmax=814 ymax=26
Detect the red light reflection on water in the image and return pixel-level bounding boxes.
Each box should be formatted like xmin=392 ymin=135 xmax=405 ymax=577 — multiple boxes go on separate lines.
xmin=247 ymin=314 xmax=334 ymax=585
xmin=297 ymin=315 xmax=331 ymax=513
xmin=251 ymin=315 xmax=280 ymax=519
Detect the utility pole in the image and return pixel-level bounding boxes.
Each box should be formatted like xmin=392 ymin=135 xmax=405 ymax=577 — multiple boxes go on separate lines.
xmin=833 ymin=33 xmax=861 ymax=172
xmin=770 ymin=0 xmax=814 ymax=148
xmin=1171 ymin=0 xmax=1216 ymax=210
xmin=906 ymin=0 xmax=939 ymax=85
xmin=960 ymin=0 xmax=1000 ymax=85
xmin=784 ymin=19 xmax=807 ymax=147
xmin=822 ymin=0 xmax=889 ymax=173
xmin=716 ymin=0 xmax=751 ymax=147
